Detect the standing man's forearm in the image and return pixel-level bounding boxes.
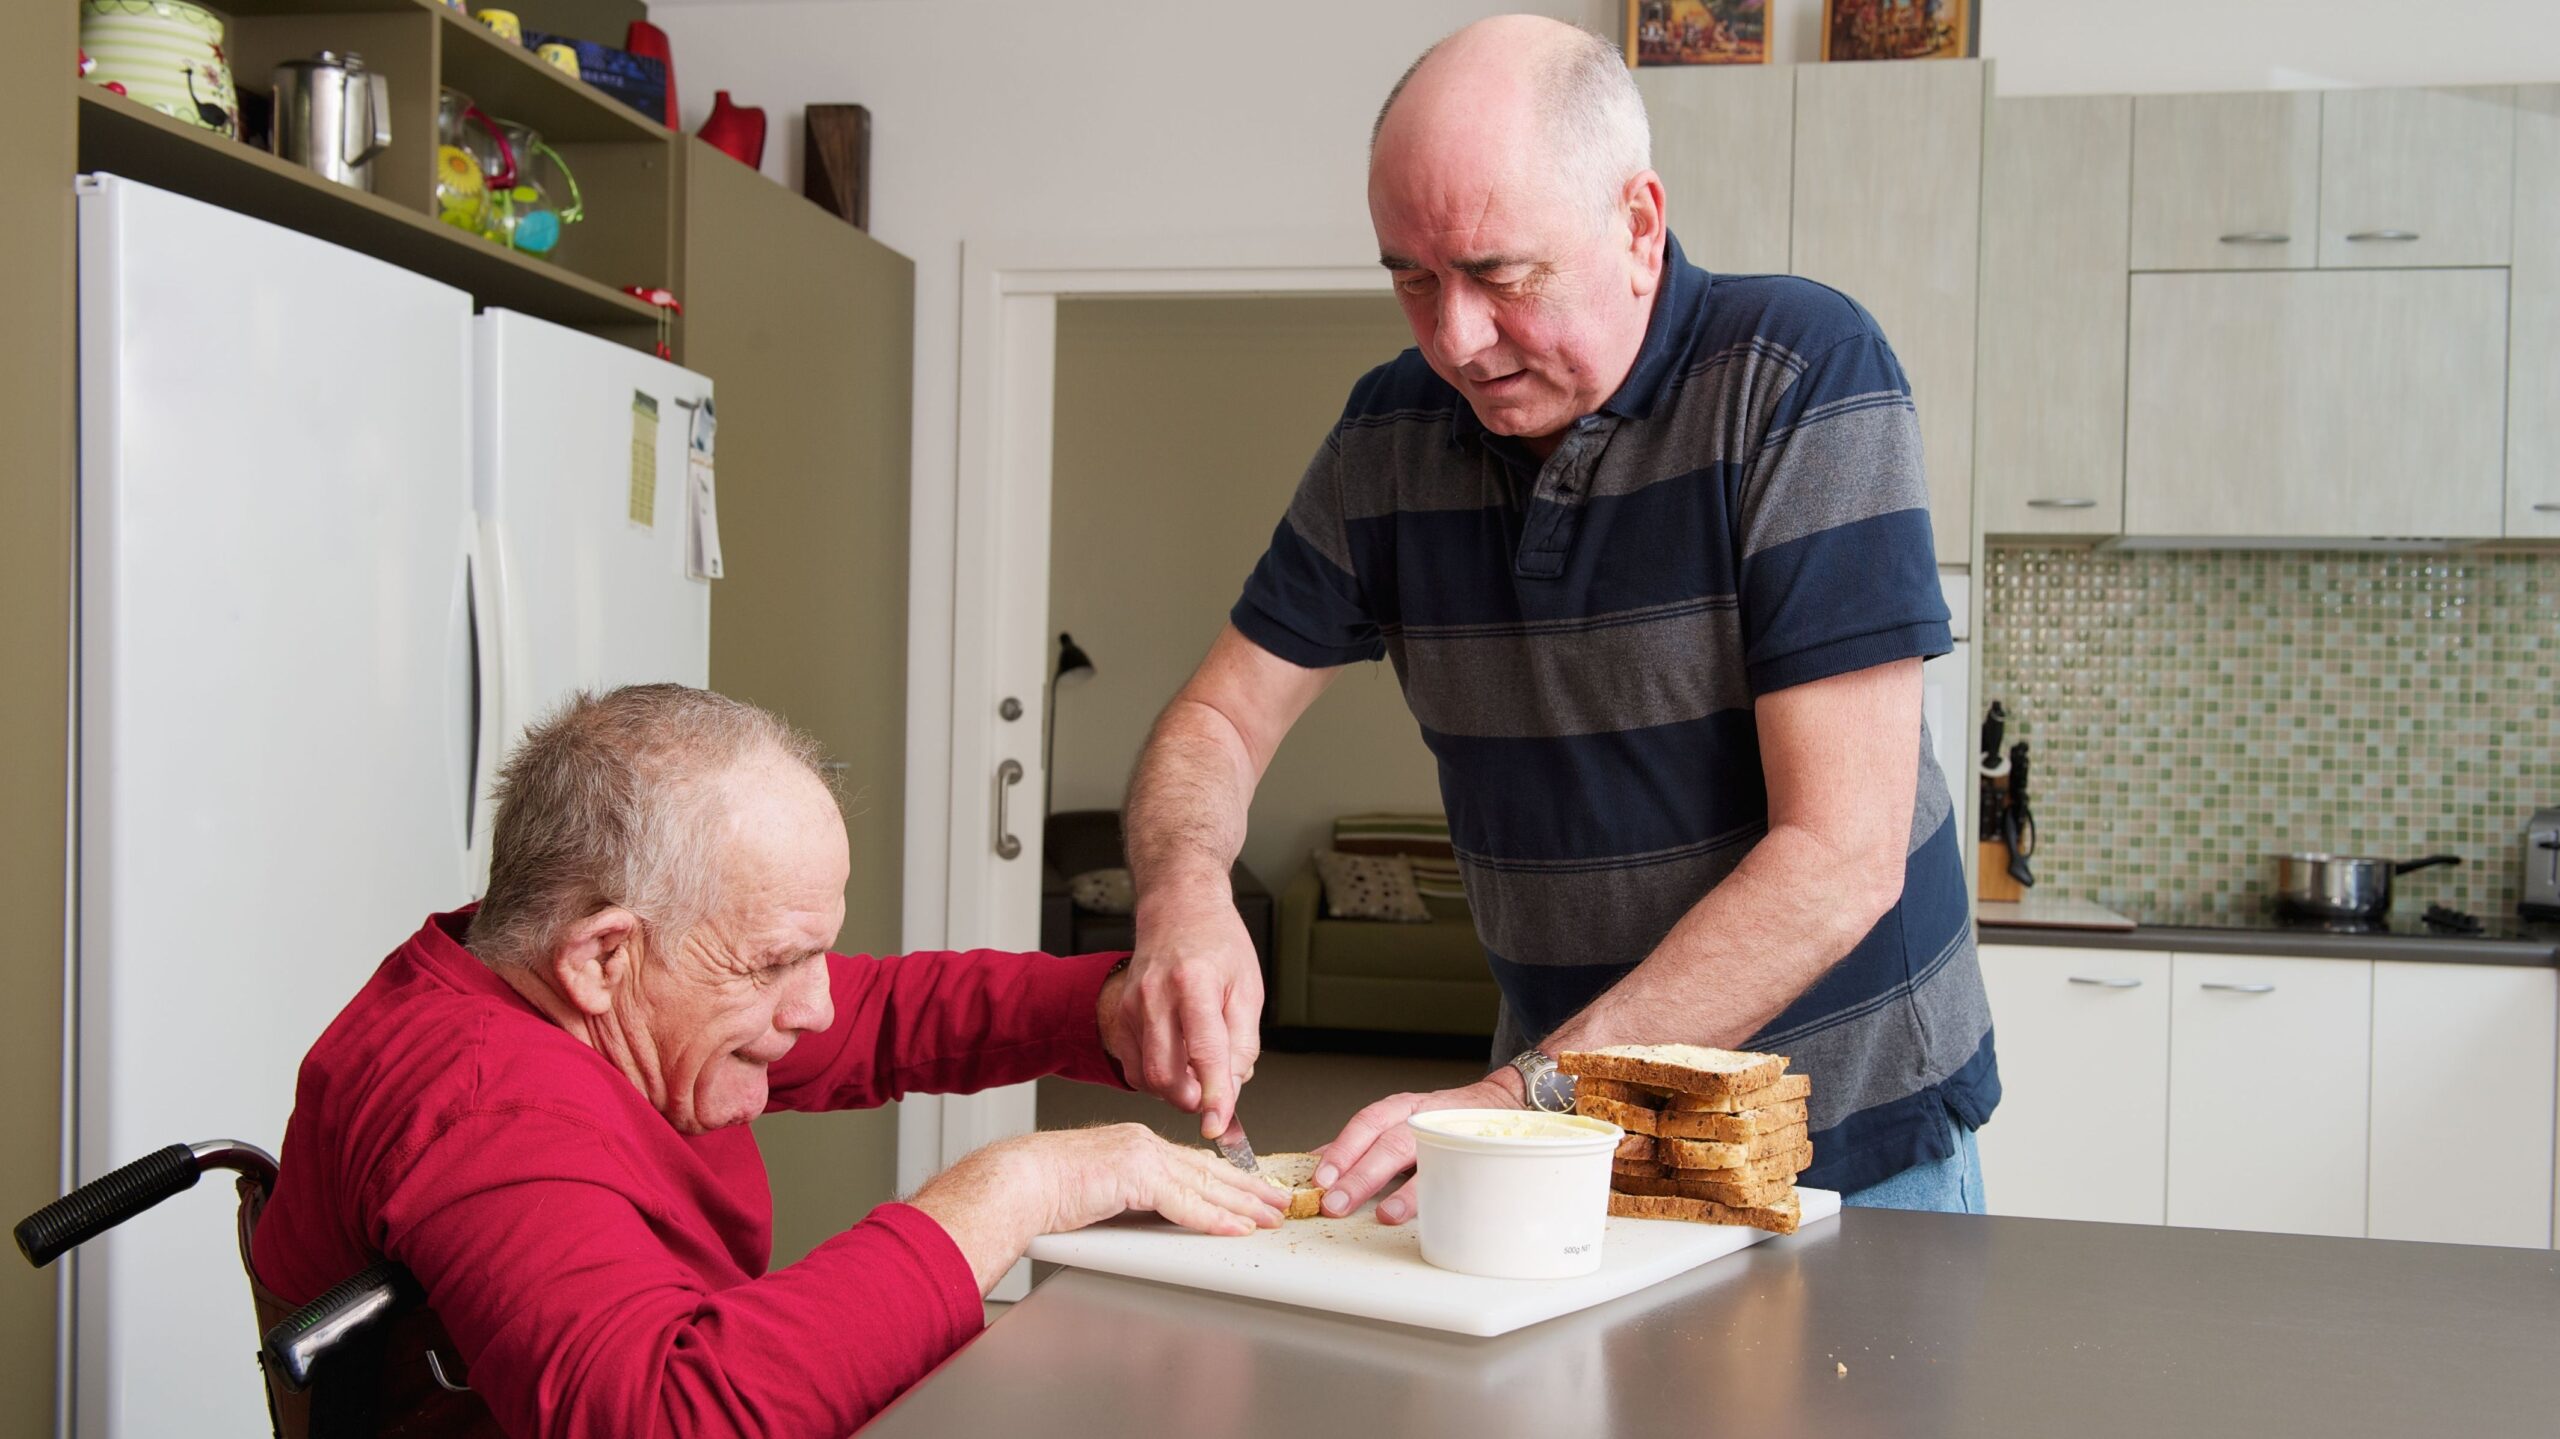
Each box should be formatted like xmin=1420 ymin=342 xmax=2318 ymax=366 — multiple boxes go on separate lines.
xmin=1125 ymin=692 xmax=1260 ymax=922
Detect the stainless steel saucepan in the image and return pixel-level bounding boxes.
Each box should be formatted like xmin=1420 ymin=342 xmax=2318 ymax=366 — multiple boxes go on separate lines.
xmin=2269 ymin=851 xmax=2461 ymax=922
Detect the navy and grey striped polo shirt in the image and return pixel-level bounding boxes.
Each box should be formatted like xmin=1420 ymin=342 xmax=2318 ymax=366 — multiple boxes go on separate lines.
xmin=1232 ymin=234 xmax=1998 ymax=1194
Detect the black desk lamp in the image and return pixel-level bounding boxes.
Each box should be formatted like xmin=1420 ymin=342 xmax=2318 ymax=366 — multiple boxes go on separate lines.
xmin=1045 ymin=632 xmax=1095 ymax=815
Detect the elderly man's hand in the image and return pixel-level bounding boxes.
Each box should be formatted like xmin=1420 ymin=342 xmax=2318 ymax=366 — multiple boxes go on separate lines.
xmin=1309 ymin=1073 xmax=1523 ymax=1225
xmin=1105 ymin=891 xmax=1264 ymax=1139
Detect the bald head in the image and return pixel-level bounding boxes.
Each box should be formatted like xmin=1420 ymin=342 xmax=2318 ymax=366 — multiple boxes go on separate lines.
xmin=1371 ymin=15 xmax=1650 ymax=227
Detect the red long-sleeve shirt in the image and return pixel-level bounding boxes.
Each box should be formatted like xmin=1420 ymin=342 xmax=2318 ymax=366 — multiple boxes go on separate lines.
xmin=250 ymin=909 xmax=1126 ymax=1437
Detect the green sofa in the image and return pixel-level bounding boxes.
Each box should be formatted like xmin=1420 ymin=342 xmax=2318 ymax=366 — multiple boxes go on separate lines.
xmin=1271 ymin=857 xmax=1501 ymax=1040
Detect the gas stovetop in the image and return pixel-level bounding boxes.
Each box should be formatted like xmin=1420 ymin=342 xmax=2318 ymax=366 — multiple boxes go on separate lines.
xmin=2139 ymin=904 xmax=2555 ymax=945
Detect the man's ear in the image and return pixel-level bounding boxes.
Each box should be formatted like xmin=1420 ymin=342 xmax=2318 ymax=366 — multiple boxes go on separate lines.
xmin=1624 ymin=170 xmax=1668 ymax=296
xmin=547 ymin=906 xmax=642 ymax=1018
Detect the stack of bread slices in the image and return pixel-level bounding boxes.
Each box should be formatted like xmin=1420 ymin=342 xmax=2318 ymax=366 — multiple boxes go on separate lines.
xmin=1559 ymin=1044 xmax=1809 ymax=1235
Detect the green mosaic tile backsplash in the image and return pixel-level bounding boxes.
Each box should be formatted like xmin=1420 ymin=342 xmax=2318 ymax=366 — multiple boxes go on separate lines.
xmin=1980 ymin=547 xmax=2560 ymax=922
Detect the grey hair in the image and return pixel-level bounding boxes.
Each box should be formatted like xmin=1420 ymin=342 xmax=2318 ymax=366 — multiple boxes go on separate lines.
xmin=468 ymin=683 xmax=829 ymax=970
xmin=1371 ymin=22 xmax=1652 ymax=226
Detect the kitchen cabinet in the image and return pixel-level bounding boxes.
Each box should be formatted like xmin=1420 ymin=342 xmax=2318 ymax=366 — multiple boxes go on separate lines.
xmin=1791 ymin=59 xmax=1987 ymax=559
xmin=2124 ymin=268 xmax=2509 ymax=540
xmin=1976 ymin=946 xmax=2170 ymax=1225
xmin=2167 ymin=953 xmax=2372 ymax=1237
xmin=2318 ymin=86 xmax=2514 ymax=270
xmin=1975 ymin=95 xmax=2130 ymax=537
xmin=2368 ymin=962 xmax=2556 ymax=1249
xmin=1637 ymin=63 xmax=1794 ymax=276
xmin=2511 ymin=87 xmax=2560 ymax=539
xmin=2130 ymin=91 xmax=2321 ymax=272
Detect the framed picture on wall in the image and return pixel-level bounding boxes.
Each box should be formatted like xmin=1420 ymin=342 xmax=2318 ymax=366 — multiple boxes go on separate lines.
xmin=1821 ymin=0 xmax=1978 ymax=62
xmin=1624 ymin=0 xmax=1770 ymax=68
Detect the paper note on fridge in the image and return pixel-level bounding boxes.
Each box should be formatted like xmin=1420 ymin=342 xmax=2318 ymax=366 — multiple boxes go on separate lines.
xmin=686 ymin=397 xmax=722 ymax=581
xmin=628 ymin=391 xmax=659 ymax=528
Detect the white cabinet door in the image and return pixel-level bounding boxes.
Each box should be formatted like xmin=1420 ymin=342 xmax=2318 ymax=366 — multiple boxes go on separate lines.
xmin=1792 ymin=59 xmax=1986 ymax=560
xmin=1976 ymin=95 xmax=2130 ymax=537
xmin=2511 ymin=87 xmax=2560 ymax=539
xmin=2131 ymin=91 xmax=2321 ymax=271
xmin=2319 ymin=86 xmax=2514 ymax=270
xmin=2368 ymin=962 xmax=2556 ymax=1248
xmin=1976 ymin=946 xmax=2171 ymax=1225
xmin=1639 ymin=63 xmax=1794 ymax=276
xmin=2125 ymin=269 xmax=2509 ymax=540
xmin=2167 ymin=953 xmax=2372 ymax=1237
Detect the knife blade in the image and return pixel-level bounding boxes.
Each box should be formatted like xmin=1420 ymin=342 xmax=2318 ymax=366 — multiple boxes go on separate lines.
xmin=1212 ymin=1114 xmax=1259 ymax=1175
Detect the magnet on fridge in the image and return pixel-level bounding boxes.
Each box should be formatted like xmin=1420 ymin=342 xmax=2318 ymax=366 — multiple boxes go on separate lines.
xmin=686 ymin=446 xmax=722 ymax=582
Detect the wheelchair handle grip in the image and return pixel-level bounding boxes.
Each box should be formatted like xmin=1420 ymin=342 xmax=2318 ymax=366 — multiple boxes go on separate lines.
xmin=264 ymin=1259 xmax=419 ymax=1392
xmin=15 ymin=1143 xmax=199 ymax=1268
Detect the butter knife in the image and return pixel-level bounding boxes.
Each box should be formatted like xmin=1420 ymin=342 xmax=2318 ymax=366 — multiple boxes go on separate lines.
xmin=1212 ymin=1113 xmax=1259 ymax=1175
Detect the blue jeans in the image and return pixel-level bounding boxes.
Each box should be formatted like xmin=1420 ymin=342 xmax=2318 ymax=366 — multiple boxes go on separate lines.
xmin=1841 ymin=1112 xmax=1986 ymax=1214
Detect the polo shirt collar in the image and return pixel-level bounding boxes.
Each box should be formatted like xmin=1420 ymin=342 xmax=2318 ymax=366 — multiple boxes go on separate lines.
xmin=1447 ymin=231 xmax=1707 ymax=449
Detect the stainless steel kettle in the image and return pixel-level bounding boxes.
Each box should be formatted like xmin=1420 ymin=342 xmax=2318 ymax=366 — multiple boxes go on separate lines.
xmin=271 ymin=51 xmax=391 ymax=192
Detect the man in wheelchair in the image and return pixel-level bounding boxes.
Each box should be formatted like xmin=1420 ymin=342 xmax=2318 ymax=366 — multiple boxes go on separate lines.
xmin=250 ymin=683 xmax=1288 ymax=1436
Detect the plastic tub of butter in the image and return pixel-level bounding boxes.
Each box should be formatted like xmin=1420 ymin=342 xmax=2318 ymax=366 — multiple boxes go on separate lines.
xmin=1406 ymin=1109 xmax=1622 ymax=1279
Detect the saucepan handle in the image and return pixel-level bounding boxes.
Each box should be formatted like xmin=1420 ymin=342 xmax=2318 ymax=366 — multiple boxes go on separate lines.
xmin=2394 ymin=854 xmax=2462 ymax=876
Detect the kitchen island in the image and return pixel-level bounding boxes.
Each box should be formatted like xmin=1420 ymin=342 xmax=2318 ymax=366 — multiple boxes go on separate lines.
xmin=863 ymin=1209 xmax=2559 ymax=1438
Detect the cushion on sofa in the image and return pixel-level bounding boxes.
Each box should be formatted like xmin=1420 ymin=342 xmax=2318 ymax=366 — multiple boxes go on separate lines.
xmin=1332 ymin=812 xmax=1464 ymax=899
xmin=1311 ymin=849 xmax=1430 ymax=922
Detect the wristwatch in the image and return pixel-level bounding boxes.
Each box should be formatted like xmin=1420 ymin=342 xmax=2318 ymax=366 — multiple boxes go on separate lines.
xmin=1506 ymin=1049 xmax=1577 ymax=1114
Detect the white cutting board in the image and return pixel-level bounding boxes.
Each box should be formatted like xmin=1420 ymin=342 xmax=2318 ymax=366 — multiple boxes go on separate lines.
xmin=1027 ymin=1189 xmax=1840 ymax=1337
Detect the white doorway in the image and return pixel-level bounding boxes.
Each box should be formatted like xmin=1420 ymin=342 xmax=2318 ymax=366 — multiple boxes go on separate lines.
xmin=898 ymin=241 xmax=1396 ymax=1266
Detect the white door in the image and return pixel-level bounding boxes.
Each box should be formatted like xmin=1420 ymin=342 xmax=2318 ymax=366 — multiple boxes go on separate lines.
xmin=2368 ymin=961 xmax=2556 ymax=1248
xmin=2130 ymin=91 xmax=2321 ymax=271
xmin=2167 ymin=952 xmax=2373 ymax=1237
xmin=473 ymin=309 xmax=713 ymax=821
xmin=75 ymin=175 xmax=478 ymax=1439
xmin=1976 ymin=947 xmax=2171 ymax=1225
xmin=2125 ymin=269 xmax=2510 ymax=541
xmin=2318 ymin=86 xmax=2515 ymax=269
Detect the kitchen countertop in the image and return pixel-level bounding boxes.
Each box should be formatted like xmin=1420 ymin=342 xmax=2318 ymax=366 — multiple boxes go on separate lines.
xmin=1978 ymin=915 xmax=2560 ymax=966
xmin=863 ymin=1210 xmax=2560 ymax=1438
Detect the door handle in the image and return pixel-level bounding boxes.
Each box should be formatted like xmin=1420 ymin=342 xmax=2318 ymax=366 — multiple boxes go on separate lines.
xmin=2027 ymin=498 xmax=2099 ymax=510
xmin=2344 ymin=229 xmax=2420 ymax=243
xmin=2068 ymin=976 xmax=2143 ymax=988
xmin=2217 ymin=231 xmax=2291 ymax=244
xmin=994 ymin=758 xmax=1024 ymax=860
xmin=2200 ymin=982 xmax=2276 ymax=994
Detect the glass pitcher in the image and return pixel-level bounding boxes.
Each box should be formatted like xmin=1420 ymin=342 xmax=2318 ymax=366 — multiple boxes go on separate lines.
xmin=486 ymin=120 xmax=584 ymax=259
xmin=434 ymin=87 xmax=514 ymax=234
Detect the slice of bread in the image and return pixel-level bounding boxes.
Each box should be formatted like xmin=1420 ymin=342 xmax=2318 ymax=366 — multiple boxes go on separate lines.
xmin=1557 ymin=1045 xmax=1788 ymax=1105
xmin=1609 ymin=1187 xmax=1800 ymax=1235
xmin=1581 ymin=1072 xmax=1812 ymax=1117
xmin=1578 ymin=1093 xmax=1663 ymax=1136
xmin=1653 ymin=1100 xmax=1809 ymax=1142
xmin=1254 ymin=1152 xmax=1327 ymax=1220
xmin=1613 ymin=1170 xmax=1801 ymax=1209
xmin=1614 ymin=1132 xmax=1657 ymax=1163
xmin=1658 ymin=1124 xmax=1811 ymax=1172
xmin=1616 ymin=1140 xmax=1808 ymax=1187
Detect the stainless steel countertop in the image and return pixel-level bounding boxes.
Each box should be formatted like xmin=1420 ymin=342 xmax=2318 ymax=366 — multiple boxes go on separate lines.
xmin=864 ymin=1210 xmax=2560 ymax=1438
xmin=1980 ymin=920 xmax=2560 ymax=966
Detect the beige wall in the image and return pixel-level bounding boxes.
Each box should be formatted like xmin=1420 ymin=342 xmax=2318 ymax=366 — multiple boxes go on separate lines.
xmin=0 ymin=2 xmax=75 ymax=1431
xmin=1048 ymin=296 xmax=1443 ymax=891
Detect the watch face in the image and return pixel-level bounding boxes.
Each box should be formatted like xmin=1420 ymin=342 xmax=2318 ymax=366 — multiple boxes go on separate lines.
xmin=1534 ymin=1068 xmax=1578 ymax=1112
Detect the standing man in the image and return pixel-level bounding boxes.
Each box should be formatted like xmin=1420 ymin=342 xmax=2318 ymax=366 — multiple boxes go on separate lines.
xmin=1109 ymin=15 xmax=1996 ymax=1219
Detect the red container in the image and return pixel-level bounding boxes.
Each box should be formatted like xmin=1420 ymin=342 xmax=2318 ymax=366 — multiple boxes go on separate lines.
xmin=697 ymin=90 xmax=766 ymax=169
xmin=623 ymin=20 xmax=675 ymax=126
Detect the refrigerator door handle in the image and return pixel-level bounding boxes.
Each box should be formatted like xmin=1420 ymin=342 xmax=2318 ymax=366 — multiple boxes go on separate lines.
xmin=458 ymin=519 xmax=499 ymax=873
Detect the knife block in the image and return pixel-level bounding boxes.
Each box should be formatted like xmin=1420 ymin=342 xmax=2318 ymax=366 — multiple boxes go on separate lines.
xmin=1978 ymin=842 xmax=2025 ymax=903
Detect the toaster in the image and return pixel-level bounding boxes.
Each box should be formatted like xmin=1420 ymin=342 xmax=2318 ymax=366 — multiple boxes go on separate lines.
xmin=2526 ymin=807 xmax=2560 ymax=920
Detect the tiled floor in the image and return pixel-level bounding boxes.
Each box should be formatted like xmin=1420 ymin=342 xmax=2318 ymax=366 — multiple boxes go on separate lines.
xmin=1035 ymin=1048 xmax=1488 ymax=1154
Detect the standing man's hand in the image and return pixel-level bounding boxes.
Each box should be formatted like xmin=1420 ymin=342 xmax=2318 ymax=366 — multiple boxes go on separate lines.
xmin=1104 ymin=885 xmax=1263 ymax=1138
xmin=1309 ymin=1070 xmax=1525 ymax=1225
xmin=1118 ymin=624 xmax=1339 ymax=1138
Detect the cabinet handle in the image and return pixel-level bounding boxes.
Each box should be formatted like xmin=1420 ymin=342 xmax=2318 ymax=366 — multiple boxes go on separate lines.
xmin=2535 ymin=502 xmax=2560 ymax=513
xmin=2068 ymin=976 xmax=2143 ymax=988
xmin=2200 ymin=982 xmax=2277 ymax=994
xmin=2027 ymin=498 xmax=2099 ymax=510
xmin=2344 ymin=229 xmax=2420 ymax=243
xmin=2218 ymin=231 xmax=2291 ymax=244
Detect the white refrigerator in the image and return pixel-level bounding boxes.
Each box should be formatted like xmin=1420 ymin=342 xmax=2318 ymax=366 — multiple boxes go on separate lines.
xmin=72 ymin=175 xmax=711 ymax=1439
